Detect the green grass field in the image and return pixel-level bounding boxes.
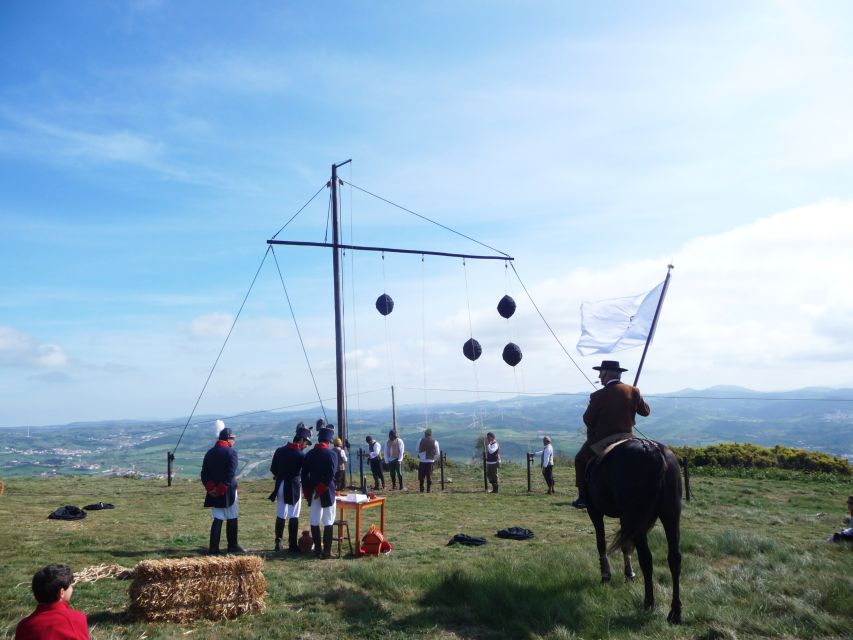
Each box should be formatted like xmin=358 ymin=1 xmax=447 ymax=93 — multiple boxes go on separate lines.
xmin=1 ymin=464 xmax=851 ymax=639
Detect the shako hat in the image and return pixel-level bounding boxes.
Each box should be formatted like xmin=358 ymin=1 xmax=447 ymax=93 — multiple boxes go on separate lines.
xmin=592 ymin=360 xmax=628 ymax=372
xmin=218 ymin=426 xmax=235 ymax=441
xmin=318 ymin=425 xmax=335 ymax=443
xmin=295 ymin=424 xmax=312 ymax=443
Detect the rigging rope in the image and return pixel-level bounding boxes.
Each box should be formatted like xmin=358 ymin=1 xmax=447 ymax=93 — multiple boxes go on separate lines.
xmin=271 ymin=247 xmax=328 ymax=423
xmin=172 ymin=247 xmax=272 ymax=455
xmin=324 ymin=189 xmax=332 ymax=243
xmin=342 ymin=180 xmax=511 ymax=259
xmin=509 ymin=262 xmax=595 ymax=388
xmin=270 ymin=182 xmax=329 ymax=239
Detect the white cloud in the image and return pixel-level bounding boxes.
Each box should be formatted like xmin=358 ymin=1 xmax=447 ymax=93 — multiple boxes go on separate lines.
xmin=0 ymin=326 xmax=69 ymax=369
xmin=189 ymin=313 xmax=233 ymax=338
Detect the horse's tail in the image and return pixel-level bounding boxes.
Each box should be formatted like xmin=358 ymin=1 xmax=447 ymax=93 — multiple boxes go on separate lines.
xmin=608 ymin=440 xmax=668 ymax=554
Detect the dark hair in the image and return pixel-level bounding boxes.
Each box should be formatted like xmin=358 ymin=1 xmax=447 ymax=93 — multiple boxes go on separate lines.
xmin=32 ymin=565 xmax=73 ymax=603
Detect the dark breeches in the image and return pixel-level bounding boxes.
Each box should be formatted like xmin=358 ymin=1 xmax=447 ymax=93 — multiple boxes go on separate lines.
xmin=574 ymin=442 xmax=594 ymax=488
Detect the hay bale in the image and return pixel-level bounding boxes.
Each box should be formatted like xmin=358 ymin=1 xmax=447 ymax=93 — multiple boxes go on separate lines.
xmin=129 ymin=555 xmax=265 ymax=622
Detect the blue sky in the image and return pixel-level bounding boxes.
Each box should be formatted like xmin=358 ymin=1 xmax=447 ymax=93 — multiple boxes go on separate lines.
xmin=2 ymin=1 xmax=853 ymax=427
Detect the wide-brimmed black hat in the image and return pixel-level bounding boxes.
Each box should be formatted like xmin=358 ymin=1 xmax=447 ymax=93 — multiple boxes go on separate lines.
xmin=592 ymin=360 xmax=628 ymax=372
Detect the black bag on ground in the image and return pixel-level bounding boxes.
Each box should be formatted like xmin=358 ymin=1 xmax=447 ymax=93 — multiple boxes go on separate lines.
xmin=83 ymin=502 xmax=115 ymax=510
xmin=48 ymin=505 xmax=87 ymax=520
xmin=496 ymin=527 xmax=534 ymax=540
xmin=447 ymin=533 xmax=487 ymax=546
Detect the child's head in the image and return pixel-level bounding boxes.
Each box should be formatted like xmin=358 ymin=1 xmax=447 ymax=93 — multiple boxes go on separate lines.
xmin=31 ymin=565 xmax=73 ymax=604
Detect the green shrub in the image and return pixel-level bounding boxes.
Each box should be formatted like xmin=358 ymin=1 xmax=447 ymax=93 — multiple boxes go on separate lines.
xmin=672 ymin=443 xmax=850 ymax=476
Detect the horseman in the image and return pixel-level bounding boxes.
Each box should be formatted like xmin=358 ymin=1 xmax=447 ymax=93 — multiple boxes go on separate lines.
xmin=571 ymin=360 xmax=650 ymax=509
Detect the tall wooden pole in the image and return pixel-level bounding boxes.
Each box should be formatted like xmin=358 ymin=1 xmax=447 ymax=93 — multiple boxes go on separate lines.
xmin=331 ymin=160 xmax=351 ymax=443
xmin=632 ymin=264 xmax=674 ymax=387
xmin=391 ymin=385 xmax=397 ymax=432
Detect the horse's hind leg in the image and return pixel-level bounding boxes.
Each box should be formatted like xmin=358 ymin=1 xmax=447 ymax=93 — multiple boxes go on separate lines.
xmin=635 ymin=531 xmax=654 ymax=611
xmin=622 ymin=551 xmax=636 ymax=581
xmin=588 ymin=507 xmax=611 ymax=582
xmin=661 ymin=513 xmax=683 ymax=624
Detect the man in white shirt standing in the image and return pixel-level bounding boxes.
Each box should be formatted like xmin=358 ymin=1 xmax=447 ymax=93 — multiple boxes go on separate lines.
xmin=417 ymin=428 xmax=440 ymax=493
xmin=485 ymin=432 xmax=500 ymax=493
xmin=384 ymin=430 xmax=405 ymax=490
xmin=365 ymin=435 xmax=385 ymax=490
xmin=534 ymin=436 xmax=555 ymax=494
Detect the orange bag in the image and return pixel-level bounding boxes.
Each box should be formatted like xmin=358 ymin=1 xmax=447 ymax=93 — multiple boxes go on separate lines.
xmin=361 ymin=524 xmax=389 ymax=556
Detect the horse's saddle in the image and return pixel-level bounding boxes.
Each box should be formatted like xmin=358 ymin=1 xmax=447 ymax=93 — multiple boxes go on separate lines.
xmin=591 ymin=434 xmax=635 ymax=462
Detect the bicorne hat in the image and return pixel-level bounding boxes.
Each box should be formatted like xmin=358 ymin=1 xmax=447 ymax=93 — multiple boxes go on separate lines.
xmin=592 ymin=360 xmax=628 ymax=372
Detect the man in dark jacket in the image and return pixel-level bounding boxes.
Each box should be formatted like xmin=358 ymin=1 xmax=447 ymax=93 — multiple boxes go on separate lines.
xmin=572 ymin=360 xmax=650 ymax=509
xmin=269 ymin=423 xmax=312 ymax=552
xmin=201 ymin=421 xmax=246 ymax=554
xmin=301 ymin=424 xmax=338 ymax=559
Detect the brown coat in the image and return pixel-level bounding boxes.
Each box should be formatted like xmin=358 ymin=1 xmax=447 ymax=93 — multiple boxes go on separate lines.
xmin=582 ymin=381 xmax=650 ymax=447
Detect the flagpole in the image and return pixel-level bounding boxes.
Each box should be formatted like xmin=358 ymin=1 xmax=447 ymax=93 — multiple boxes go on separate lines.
xmin=632 ymin=264 xmax=674 ymax=387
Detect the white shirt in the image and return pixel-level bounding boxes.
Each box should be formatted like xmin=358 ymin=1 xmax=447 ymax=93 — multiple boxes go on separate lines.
xmin=368 ymin=441 xmax=381 ymax=459
xmin=534 ymin=444 xmax=554 ymax=468
xmin=417 ymin=438 xmax=440 ymax=462
xmin=384 ymin=438 xmax=405 ymax=462
xmin=485 ymin=440 xmax=499 ymax=464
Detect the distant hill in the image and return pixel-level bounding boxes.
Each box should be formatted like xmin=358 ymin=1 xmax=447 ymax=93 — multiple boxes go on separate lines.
xmin=1 ymin=387 xmax=851 ymax=478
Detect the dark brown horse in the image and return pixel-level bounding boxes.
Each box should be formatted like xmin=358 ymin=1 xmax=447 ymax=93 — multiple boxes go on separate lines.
xmin=585 ymin=438 xmax=683 ymax=624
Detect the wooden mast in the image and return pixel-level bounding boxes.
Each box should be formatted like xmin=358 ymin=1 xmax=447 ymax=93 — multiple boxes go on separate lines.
xmin=331 ymin=160 xmax=351 ymax=443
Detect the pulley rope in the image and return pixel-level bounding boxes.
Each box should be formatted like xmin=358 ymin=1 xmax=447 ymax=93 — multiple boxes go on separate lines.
xmin=342 ymin=180 xmax=511 ymax=259
xmin=270 ymin=182 xmax=328 ymax=239
xmin=421 ymin=254 xmax=430 ymax=431
xmin=509 ymin=262 xmax=595 ymax=388
xmin=462 ymin=258 xmax=485 ymax=436
xmin=347 ymin=165 xmax=362 ymax=417
xmin=173 ymin=246 xmax=272 ymax=455
xmin=271 ymin=247 xmax=328 ymax=423
xmin=380 ymin=252 xmax=397 ymax=389
xmin=504 ymin=260 xmax=524 ymax=397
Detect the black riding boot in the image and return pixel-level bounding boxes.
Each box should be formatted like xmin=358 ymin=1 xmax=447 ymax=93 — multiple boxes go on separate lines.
xmin=274 ymin=517 xmax=285 ymax=551
xmin=226 ymin=518 xmax=247 ymax=553
xmin=209 ymin=518 xmax=223 ymax=555
xmin=322 ymin=525 xmax=334 ymax=559
xmin=571 ymin=488 xmax=588 ymax=509
xmin=288 ymin=518 xmax=300 ymax=553
xmin=311 ymin=525 xmax=322 ymax=557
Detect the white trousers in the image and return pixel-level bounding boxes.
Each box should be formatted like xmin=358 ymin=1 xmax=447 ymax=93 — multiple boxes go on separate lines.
xmin=276 ymin=483 xmax=302 ymax=519
xmin=309 ymin=497 xmax=336 ymax=526
xmin=211 ymin=491 xmax=238 ymax=520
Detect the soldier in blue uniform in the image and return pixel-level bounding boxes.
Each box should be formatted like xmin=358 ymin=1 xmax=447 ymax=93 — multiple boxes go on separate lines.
xmin=269 ymin=423 xmax=312 ymax=552
xmin=301 ymin=424 xmax=338 ymax=559
xmin=201 ymin=421 xmax=246 ymax=554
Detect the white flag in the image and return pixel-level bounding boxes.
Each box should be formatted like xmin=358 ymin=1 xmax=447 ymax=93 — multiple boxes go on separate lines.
xmin=576 ymin=281 xmax=665 ymax=356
